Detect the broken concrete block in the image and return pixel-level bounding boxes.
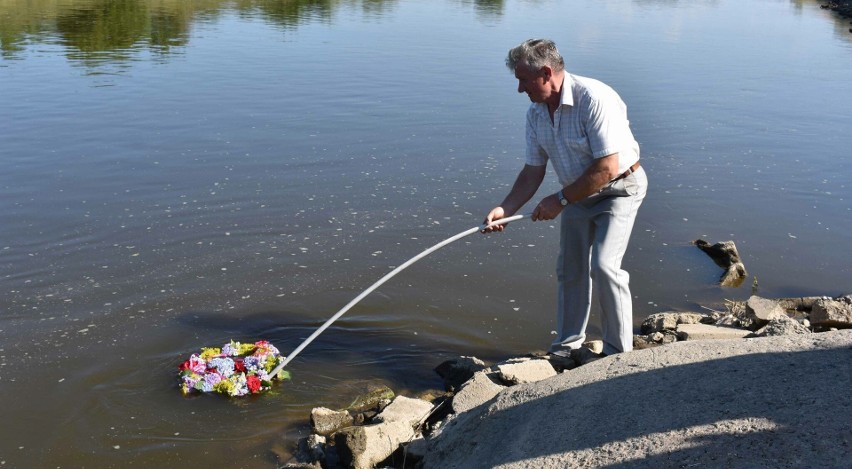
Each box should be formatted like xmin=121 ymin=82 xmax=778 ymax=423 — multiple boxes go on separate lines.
xmin=450 ymin=371 xmax=504 ymax=414
xmin=676 ymin=323 xmax=751 ymax=341
xmin=334 ymin=420 xmax=413 ymax=469
xmin=745 ymin=295 xmax=786 ymax=330
xmin=373 ymin=395 xmax=433 ymax=427
xmin=811 ymin=296 xmax=852 ymax=328
xmin=310 ymin=407 xmax=353 ymax=436
xmin=496 ymin=358 xmax=557 ymax=385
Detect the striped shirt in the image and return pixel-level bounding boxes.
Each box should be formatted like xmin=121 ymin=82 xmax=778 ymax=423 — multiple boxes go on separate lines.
xmin=526 ymin=73 xmax=640 ymax=186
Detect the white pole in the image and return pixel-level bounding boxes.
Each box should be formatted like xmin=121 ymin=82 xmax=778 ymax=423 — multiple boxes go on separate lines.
xmin=268 ymin=214 xmax=530 ymax=378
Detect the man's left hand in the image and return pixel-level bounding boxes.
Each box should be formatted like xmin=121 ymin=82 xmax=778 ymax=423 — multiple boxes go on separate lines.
xmin=532 ymin=193 xmax=563 ymax=221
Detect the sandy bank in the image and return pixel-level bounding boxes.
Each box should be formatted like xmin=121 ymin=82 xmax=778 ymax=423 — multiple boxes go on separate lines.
xmin=423 ymin=330 xmax=852 ymax=468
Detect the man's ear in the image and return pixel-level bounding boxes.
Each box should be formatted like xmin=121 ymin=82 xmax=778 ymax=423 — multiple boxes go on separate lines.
xmin=540 ymin=65 xmax=553 ymax=81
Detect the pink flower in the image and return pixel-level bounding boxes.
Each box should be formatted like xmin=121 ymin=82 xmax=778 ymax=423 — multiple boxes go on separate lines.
xmin=179 ymin=354 xmax=207 ymax=374
xmin=188 ymin=354 xmax=206 ymax=373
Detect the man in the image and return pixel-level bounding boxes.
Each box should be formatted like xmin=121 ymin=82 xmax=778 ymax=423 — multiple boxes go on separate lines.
xmin=483 ymin=38 xmax=647 ymax=357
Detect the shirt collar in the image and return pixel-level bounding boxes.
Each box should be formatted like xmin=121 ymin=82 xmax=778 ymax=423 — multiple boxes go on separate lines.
xmin=560 ymin=73 xmax=574 ymax=107
xmin=532 ymin=73 xmax=573 ymax=116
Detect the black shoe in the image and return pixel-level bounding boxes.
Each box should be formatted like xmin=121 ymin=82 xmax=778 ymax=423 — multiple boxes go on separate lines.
xmin=545 ymin=351 xmax=577 ymax=372
xmin=570 ymin=347 xmax=605 ymax=366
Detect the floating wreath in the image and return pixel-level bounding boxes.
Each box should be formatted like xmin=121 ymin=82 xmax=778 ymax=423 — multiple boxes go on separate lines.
xmin=178 ymin=340 xmax=290 ymax=396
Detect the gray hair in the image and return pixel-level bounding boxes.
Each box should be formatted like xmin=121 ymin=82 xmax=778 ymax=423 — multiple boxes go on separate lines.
xmin=505 ymin=38 xmax=565 ymax=73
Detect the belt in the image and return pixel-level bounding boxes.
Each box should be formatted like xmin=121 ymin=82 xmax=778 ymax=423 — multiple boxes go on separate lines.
xmin=612 ymin=161 xmax=640 ymax=182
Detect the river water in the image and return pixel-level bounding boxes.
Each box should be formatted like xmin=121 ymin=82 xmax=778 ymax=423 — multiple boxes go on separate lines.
xmin=1 ymin=0 xmax=850 ymax=466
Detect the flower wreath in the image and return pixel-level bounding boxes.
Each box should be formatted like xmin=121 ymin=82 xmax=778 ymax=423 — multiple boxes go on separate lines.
xmin=178 ymin=340 xmax=290 ymax=396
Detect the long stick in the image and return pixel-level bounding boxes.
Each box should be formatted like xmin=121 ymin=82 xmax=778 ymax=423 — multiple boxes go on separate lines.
xmin=269 ymin=214 xmax=530 ymax=377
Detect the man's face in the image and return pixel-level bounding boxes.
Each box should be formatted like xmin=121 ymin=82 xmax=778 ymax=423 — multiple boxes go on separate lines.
xmin=514 ymin=64 xmax=549 ymax=103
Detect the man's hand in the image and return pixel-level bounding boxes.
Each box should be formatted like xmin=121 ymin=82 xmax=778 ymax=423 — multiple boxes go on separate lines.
xmin=532 ymin=193 xmax=563 ymax=221
xmin=482 ymin=163 xmax=546 ymax=233
xmin=482 ymin=206 xmax=508 ymax=233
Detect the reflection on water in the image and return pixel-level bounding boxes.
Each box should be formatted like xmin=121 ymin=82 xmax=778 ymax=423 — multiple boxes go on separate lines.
xmin=0 ymin=0 xmax=469 ymax=58
xmin=0 ymin=0 xmax=403 ymax=63
xmin=2 ymin=0 xmax=849 ymax=65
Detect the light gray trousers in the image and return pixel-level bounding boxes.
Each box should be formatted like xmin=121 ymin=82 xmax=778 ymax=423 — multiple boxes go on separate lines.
xmin=550 ymin=167 xmax=647 ymax=356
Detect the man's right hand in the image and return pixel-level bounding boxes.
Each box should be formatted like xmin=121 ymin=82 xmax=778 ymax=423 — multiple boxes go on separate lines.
xmin=482 ymin=206 xmax=508 ymax=233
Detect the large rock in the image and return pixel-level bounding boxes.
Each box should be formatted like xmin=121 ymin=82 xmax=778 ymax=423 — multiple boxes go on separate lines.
xmin=496 ymin=358 xmax=557 ymax=385
xmin=310 ymin=407 xmax=354 ymax=436
xmin=676 ymin=323 xmax=751 ymax=341
xmin=345 ymin=384 xmax=395 ymax=413
xmin=777 ymin=296 xmax=823 ymax=311
xmin=334 ymin=420 xmax=413 ymax=469
xmin=744 ymin=295 xmax=786 ymax=330
xmin=641 ymin=312 xmax=708 ymax=334
xmin=434 ymin=356 xmax=488 ymax=391
xmin=752 ymin=315 xmax=811 ymax=337
xmin=810 ymin=296 xmax=852 ymax=328
xmin=451 ymin=371 xmax=505 ymax=414
xmin=373 ymin=395 xmax=434 ymax=427
xmin=334 ymin=395 xmax=434 ymax=469
xmin=285 ymin=435 xmax=325 ymax=468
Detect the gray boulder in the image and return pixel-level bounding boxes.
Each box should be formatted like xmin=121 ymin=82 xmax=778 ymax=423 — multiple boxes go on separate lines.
xmin=372 ymin=395 xmax=434 ymax=426
xmin=310 ymin=407 xmax=354 ymax=436
xmin=496 ymin=358 xmax=557 ymax=385
xmin=345 ymin=384 xmax=395 ymax=413
xmin=451 ymin=371 xmax=505 ymax=414
xmin=334 ymin=420 xmax=413 ymax=469
xmin=752 ymin=315 xmax=811 ymax=337
xmin=434 ymin=356 xmax=488 ymax=391
xmin=744 ymin=295 xmax=786 ymax=330
xmin=641 ymin=312 xmax=708 ymax=334
xmin=810 ymin=296 xmax=852 ymax=328
xmin=334 ymin=396 xmax=433 ymax=469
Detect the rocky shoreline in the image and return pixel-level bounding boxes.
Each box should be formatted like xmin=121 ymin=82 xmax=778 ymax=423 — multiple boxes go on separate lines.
xmin=821 ymin=1 xmax=852 ymax=21
xmin=280 ymin=294 xmax=852 ymax=468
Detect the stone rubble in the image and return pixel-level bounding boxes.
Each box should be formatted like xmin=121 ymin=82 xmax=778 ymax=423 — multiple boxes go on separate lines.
xmin=810 ymin=295 xmax=852 ymax=327
xmin=279 ymin=293 xmax=851 ymax=468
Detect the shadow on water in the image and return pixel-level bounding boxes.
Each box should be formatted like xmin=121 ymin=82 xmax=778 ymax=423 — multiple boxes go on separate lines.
xmin=174 ymin=308 xmax=504 ymax=393
xmin=428 ymin=345 xmax=852 ymax=468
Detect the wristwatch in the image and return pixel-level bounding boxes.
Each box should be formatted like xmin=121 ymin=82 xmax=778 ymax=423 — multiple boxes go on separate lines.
xmin=558 ymin=189 xmax=569 ymax=206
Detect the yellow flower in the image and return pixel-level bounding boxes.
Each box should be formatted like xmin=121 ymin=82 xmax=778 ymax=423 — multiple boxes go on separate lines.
xmin=214 ymin=379 xmax=234 ymax=395
xmin=238 ymin=342 xmax=256 ymax=355
xmin=264 ymin=357 xmax=279 ymax=372
xmin=200 ymin=347 xmax=221 ymax=360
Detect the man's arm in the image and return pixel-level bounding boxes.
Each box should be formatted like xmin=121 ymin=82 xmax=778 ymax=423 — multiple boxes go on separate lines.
xmin=482 ymin=164 xmax=546 ymax=232
xmin=531 ymin=153 xmax=620 ymax=221
xmin=562 ymin=152 xmax=620 ymax=203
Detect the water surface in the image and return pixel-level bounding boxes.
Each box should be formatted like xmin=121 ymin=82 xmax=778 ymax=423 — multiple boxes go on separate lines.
xmin=1 ymin=0 xmax=850 ymax=466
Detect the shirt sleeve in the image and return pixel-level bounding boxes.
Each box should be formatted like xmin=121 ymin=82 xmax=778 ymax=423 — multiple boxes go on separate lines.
xmin=581 ymin=86 xmax=634 ymax=159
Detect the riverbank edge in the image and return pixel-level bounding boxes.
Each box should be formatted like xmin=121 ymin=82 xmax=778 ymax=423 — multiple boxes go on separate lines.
xmin=280 ymin=294 xmax=852 ymax=468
